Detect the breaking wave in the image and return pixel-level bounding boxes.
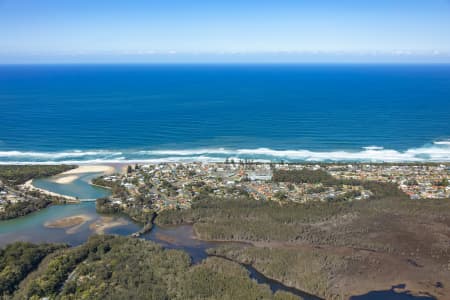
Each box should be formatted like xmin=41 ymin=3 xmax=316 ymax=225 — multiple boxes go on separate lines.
xmin=1 ymin=141 xmax=450 ymax=164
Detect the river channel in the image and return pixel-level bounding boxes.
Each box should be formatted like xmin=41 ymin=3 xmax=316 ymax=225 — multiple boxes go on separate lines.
xmin=0 ymin=172 xmax=320 ymax=300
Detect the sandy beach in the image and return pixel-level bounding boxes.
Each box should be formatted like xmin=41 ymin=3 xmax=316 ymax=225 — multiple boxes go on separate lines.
xmin=22 ymin=180 xmax=78 ymax=201
xmin=51 ymin=175 xmax=79 ymax=184
xmin=62 ymin=165 xmax=116 ymax=175
xmin=49 ymin=165 xmax=116 ymax=184
xmin=20 ymin=164 xmax=116 ymax=200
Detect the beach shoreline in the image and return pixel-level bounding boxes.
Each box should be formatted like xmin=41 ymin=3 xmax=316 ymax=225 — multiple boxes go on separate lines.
xmin=49 ymin=165 xmax=116 ymax=184
xmin=51 ymin=175 xmax=79 ymax=184
xmin=22 ymin=179 xmax=78 ymax=201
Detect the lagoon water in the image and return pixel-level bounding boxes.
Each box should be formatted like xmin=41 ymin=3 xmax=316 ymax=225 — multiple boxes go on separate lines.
xmin=0 ymin=173 xmax=321 ymax=299
xmin=0 ymin=163 xmax=433 ymax=299
xmin=0 ymin=64 xmax=448 ymax=299
xmin=0 ymin=175 xmax=140 ymax=247
xmin=33 ymin=172 xmax=110 ymax=200
xmin=1 ymin=64 xmax=450 ymax=163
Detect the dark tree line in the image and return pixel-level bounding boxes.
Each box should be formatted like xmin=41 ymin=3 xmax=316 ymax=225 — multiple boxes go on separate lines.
xmin=0 ymin=165 xmax=76 ymax=185
xmin=0 ymin=198 xmax=51 ymax=220
xmin=4 ymin=235 xmax=303 ymax=300
xmin=0 ymin=242 xmax=65 ymax=297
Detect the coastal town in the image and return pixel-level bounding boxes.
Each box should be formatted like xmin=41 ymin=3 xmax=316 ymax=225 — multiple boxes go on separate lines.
xmin=94 ymin=162 xmax=450 ymax=213
xmin=324 ymin=163 xmax=450 ymax=200
xmin=1 ymin=163 xmax=449 ymax=217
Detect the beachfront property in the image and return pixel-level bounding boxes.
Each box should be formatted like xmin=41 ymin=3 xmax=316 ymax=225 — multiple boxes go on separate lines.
xmin=100 ymin=162 xmax=450 ymax=214
xmin=2 ymin=162 xmax=448 ymax=215
xmin=0 ymin=179 xmax=45 ymax=214
xmin=0 ymin=180 xmax=21 ymax=205
xmin=325 ymin=164 xmax=450 ymax=199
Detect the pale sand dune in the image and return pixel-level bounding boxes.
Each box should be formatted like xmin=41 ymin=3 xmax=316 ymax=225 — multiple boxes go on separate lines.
xmin=49 ymin=164 xmax=115 ymax=184
xmin=51 ymin=175 xmax=79 ymax=184
xmin=62 ymin=165 xmax=115 ymax=175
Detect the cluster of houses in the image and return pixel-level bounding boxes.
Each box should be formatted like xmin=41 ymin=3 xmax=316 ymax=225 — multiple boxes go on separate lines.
xmin=0 ymin=180 xmax=22 ymax=212
xmin=102 ymin=162 xmax=373 ymax=213
xmin=325 ymin=164 xmax=450 ymax=199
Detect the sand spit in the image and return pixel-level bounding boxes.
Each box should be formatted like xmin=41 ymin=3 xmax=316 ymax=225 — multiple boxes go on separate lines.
xmin=51 ymin=175 xmax=79 ymax=184
xmin=22 ymin=180 xmax=78 ymax=201
xmin=49 ymin=165 xmax=116 ymax=184
xmin=21 ymin=164 xmax=116 ymax=200
xmin=62 ymin=165 xmax=116 ymax=175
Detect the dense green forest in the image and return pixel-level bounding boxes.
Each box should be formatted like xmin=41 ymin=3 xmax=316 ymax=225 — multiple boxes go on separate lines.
xmin=272 ymin=169 xmax=339 ymax=185
xmin=0 ymin=242 xmax=65 ymax=297
xmin=0 ymin=165 xmax=75 ymax=185
xmin=156 ymin=178 xmax=407 ymax=247
xmin=156 ymin=195 xmax=355 ymax=244
xmin=156 ymin=170 xmax=450 ymax=299
xmin=1 ymin=235 xmax=303 ymax=300
xmin=0 ymin=197 xmax=51 ymax=221
xmin=156 ymin=169 xmax=447 ymax=251
xmin=0 ymin=191 xmax=75 ymax=221
xmin=208 ymin=246 xmax=345 ymax=299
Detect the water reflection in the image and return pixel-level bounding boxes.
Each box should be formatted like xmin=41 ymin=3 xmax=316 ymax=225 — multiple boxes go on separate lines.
xmin=144 ymin=224 xmax=238 ymax=263
xmin=145 ymin=225 xmax=321 ymax=300
xmin=1 ymin=173 xmax=430 ymax=300
xmin=350 ymin=284 xmax=437 ymax=300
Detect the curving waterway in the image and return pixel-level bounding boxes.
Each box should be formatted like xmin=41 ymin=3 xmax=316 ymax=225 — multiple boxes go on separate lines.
xmin=1 ymin=172 xmax=434 ymax=300
xmin=32 ymin=172 xmax=111 ymax=201
xmin=1 ymin=173 xmax=430 ymax=299
xmin=0 ymin=172 xmax=320 ymax=300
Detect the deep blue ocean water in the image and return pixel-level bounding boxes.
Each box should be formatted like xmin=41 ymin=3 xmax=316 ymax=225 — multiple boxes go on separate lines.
xmin=1 ymin=64 xmax=450 ymax=163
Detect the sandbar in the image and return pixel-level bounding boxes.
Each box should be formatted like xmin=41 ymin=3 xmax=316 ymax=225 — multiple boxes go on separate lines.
xmin=51 ymin=175 xmax=79 ymax=184
xmin=45 ymin=214 xmax=92 ymax=229
xmin=48 ymin=165 xmax=116 ymax=185
xmin=89 ymin=216 xmax=129 ymax=234
xmin=63 ymin=165 xmax=115 ymax=175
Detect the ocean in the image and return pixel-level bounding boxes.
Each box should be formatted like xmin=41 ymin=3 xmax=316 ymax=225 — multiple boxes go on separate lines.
xmin=1 ymin=64 xmax=450 ymax=164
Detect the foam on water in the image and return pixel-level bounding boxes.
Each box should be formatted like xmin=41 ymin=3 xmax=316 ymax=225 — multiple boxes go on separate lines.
xmin=1 ymin=141 xmax=450 ymax=164
xmin=433 ymin=140 xmax=450 ymax=145
xmin=0 ymin=150 xmax=123 ymax=159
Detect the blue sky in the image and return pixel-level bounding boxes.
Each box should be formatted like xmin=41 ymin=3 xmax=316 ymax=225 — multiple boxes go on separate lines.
xmin=1 ymin=0 xmax=450 ymax=63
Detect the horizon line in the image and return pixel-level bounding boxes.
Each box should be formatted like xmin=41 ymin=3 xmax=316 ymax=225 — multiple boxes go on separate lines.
xmin=2 ymin=61 xmax=450 ymax=66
